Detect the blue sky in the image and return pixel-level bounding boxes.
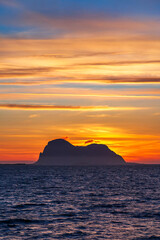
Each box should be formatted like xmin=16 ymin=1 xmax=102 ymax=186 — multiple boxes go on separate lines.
xmin=0 ymin=0 xmax=160 ymax=36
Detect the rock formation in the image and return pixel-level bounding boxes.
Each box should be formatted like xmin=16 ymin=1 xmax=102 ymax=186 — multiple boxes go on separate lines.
xmin=35 ymin=139 xmax=126 ymax=165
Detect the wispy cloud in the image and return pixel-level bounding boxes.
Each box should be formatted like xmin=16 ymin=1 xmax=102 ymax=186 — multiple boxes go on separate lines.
xmin=28 ymin=114 xmax=39 ymax=118
xmin=0 ymin=0 xmax=19 ymax=8
xmin=62 ymin=136 xmax=70 ymax=141
xmin=0 ymin=66 xmax=62 ymax=78
xmin=77 ymin=60 xmax=160 ymax=66
xmin=85 ymin=139 xmax=94 ymax=144
xmin=1 ymin=7 xmax=160 ymax=37
xmin=0 ymin=104 xmax=147 ymax=111
xmin=1 ymin=36 xmax=160 ymax=84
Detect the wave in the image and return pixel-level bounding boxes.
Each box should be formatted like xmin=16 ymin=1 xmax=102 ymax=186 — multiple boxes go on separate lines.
xmin=13 ymin=203 xmax=46 ymax=209
xmin=58 ymin=212 xmax=77 ymax=217
xmin=133 ymin=236 xmax=160 ymax=240
xmin=88 ymin=203 xmax=126 ymax=209
xmin=57 ymin=230 xmax=88 ymax=238
xmin=133 ymin=212 xmax=160 ymax=219
xmin=0 ymin=218 xmax=45 ymax=225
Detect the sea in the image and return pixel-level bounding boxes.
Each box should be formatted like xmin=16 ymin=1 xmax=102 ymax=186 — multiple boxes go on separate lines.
xmin=0 ymin=165 xmax=160 ymax=240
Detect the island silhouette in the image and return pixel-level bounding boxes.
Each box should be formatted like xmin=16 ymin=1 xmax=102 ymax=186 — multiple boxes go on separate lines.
xmin=35 ymin=139 xmax=126 ymax=165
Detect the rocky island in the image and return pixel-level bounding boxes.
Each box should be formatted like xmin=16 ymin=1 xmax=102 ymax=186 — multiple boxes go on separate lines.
xmin=35 ymin=139 xmax=126 ymax=166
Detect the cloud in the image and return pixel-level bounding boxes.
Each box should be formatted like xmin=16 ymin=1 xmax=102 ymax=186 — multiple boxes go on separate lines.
xmin=1 ymin=36 xmax=160 ymax=84
xmin=154 ymin=112 xmax=160 ymax=116
xmin=2 ymin=8 xmax=160 ymax=38
xmin=0 ymin=0 xmax=19 ymax=8
xmin=0 ymin=75 xmax=160 ymax=85
xmin=77 ymin=60 xmax=160 ymax=66
xmin=0 ymin=103 xmax=148 ymax=111
xmin=62 ymin=136 xmax=70 ymax=141
xmin=0 ymin=66 xmax=62 ymax=78
xmin=85 ymin=139 xmax=94 ymax=144
xmin=28 ymin=114 xmax=39 ymax=118
xmin=80 ymin=75 xmax=160 ymax=83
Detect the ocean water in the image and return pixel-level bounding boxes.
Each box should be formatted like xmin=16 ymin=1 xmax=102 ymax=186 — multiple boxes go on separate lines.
xmin=0 ymin=165 xmax=160 ymax=240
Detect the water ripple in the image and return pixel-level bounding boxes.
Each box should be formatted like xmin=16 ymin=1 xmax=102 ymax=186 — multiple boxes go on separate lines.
xmin=0 ymin=165 xmax=160 ymax=239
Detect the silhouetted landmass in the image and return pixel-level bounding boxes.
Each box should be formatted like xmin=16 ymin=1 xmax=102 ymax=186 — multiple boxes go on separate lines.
xmin=126 ymin=162 xmax=140 ymax=165
xmin=35 ymin=139 xmax=126 ymax=166
xmin=0 ymin=164 xmax=27 ymax=165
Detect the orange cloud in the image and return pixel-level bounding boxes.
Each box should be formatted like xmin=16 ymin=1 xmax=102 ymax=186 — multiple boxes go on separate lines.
xmin=0 ymin=66 xmax=56 ymax=78
xmin=28 ymin=114 xmax=39 ymax=118
xmin=85 ymin=139 xmax=94 ymax=144
xmin=84 ymin=139 xmax=100 ymax=145
xmin=62 ymin=136 xmax=70 ymax=141
xmin=0 ymin=104 xmax=148 ymax=111
xmin=0 ymin=35 xmax=160 ymax=84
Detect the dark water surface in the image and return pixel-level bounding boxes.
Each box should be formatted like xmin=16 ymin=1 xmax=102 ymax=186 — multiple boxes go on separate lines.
xmin=0 ymin=165 xmax=160 ymax=240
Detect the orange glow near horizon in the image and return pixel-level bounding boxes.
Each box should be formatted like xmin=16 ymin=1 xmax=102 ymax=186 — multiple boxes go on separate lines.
xmin=0 ymin=116 xmax=160 ymax=163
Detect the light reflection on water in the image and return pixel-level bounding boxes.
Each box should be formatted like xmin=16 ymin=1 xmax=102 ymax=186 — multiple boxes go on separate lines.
xmin=0 ymin=165 xmax=160 ymax=239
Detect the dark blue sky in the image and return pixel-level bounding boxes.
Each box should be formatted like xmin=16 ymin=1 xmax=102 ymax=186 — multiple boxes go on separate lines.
xmin=23 ymin=0 xmax=160 ymax=17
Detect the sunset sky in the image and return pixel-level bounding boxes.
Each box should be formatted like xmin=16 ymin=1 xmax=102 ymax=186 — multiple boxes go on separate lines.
xmin=0 ymin=0 xmax=160 ymax=164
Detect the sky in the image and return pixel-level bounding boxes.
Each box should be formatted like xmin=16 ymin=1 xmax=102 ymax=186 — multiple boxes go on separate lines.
xmin=0 ymin=0 xmax=160 ymax=164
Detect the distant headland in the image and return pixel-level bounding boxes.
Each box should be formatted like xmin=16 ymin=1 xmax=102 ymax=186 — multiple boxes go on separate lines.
xmin=35 ymin=139 xmax=126 ymax=166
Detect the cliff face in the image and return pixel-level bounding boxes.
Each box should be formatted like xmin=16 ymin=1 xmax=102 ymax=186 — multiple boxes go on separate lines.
xmin=35 ymin=139 xmax=126 ymax=166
